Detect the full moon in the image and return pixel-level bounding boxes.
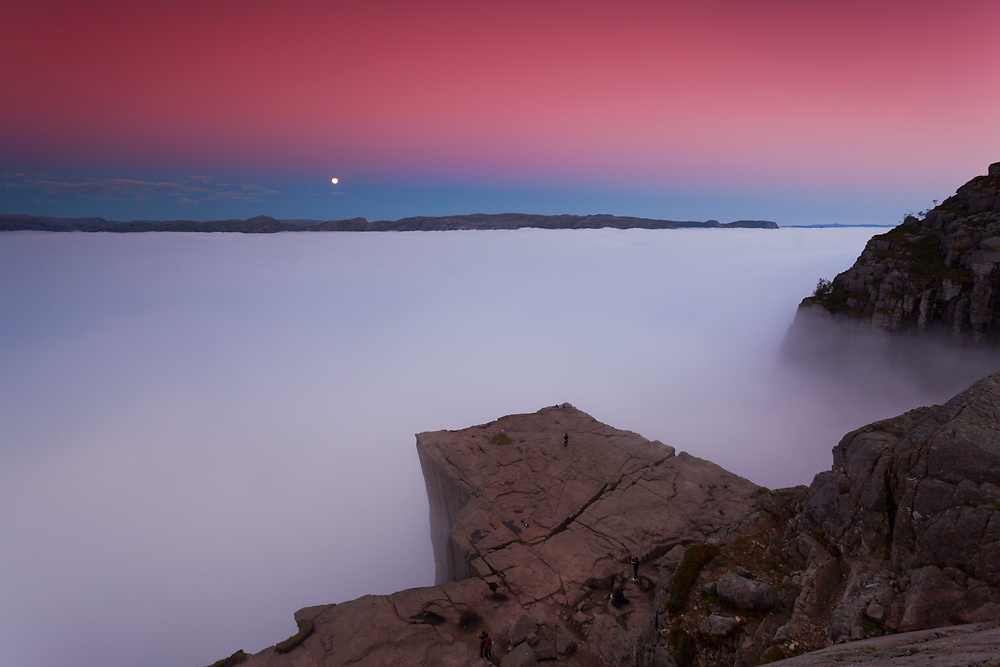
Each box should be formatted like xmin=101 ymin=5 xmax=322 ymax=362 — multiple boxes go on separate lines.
xmin=331 ymin=177 xmax=339 ymax=184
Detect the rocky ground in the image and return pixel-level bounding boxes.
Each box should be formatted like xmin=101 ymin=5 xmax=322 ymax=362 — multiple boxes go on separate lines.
xmin=767 ymin=622 xmax=1000 ymax=667
xmin=223 ymin=373 xmax=1000 ymax=667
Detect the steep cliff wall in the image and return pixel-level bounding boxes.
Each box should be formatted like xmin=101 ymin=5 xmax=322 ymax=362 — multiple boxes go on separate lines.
xmin=415 ymin=440 xmax=474 ymax=584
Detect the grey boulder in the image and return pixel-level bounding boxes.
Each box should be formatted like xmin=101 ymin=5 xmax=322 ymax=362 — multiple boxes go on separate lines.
xmin=715 ymin=571 xmax=778 ymax=610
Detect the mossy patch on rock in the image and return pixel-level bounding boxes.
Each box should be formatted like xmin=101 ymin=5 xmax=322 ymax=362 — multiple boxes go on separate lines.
xmin=669 ymin=625 xmax=695 ymax=666
xmin=665 ymin=544 xmax=719 ymax=614
xmin=762 ymin=645 xmax=785 ymax=663
xmin=489 ymin=431 xmax=511 ymax=445
xmin=274 ymin=619 xmax=313 ymax=654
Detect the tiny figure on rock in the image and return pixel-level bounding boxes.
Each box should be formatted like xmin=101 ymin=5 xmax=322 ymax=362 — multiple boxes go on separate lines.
xmin=479 ymin=630 xmax=490 ymax=658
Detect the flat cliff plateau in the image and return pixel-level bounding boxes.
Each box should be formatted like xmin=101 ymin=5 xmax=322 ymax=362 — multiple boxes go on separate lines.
xmin=227 ymin=380 xmax=1000 ymax=667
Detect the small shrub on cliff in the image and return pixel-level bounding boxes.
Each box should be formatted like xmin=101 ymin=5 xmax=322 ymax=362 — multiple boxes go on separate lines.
xmin=813 ymin=278 xmax=833 ymax=297
xmin=207 ymin=650 xmax=247 ymax=667
xmin=763 ymin=646 xmax=785 ymax=663
xmin=669 ymin=625 xmax=694 ymax=667
xmin=274 ymin=619 xmax=313 ymax=654
xmin=489 ymin=431 xmax=511 ymax=445
xmin=664 ymin=544 xmax=719 ymax=614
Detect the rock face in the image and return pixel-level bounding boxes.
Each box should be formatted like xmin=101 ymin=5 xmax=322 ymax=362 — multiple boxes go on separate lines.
xmin=804 ymin=372 xmax=1000 ymax=629
xmin=630 ymin=372 xmax=1000 ymax=667
xmin=234 ymin=405 xmax=759 ymax=667
xmin=788 ymin=162 xmax=1000 ymax=344
xmin=769 ymin=622 xmax=1000 ymax=667
xmin=781 ymin=163 xmax=1000 ymax=400
xmin=225 ymin=384 xmax=1000 ymax=667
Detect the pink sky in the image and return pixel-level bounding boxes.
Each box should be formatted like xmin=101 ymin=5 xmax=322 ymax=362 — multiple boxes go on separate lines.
xmin=1 ymin=0 xmax=998 ymax=221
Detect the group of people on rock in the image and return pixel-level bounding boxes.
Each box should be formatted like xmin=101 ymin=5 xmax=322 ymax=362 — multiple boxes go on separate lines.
xmin=610 ymin=556 xmax=641 ymax=608
xmin=478 ymin=630 xmax=492 ymax=659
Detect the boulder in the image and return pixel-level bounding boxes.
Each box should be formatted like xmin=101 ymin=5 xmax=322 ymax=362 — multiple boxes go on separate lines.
xmin=555 ymin=633 xmax=577 ymax=655
xmin=715 ymin=571 xmax=777 ymax=610
xmin=699 ymin=614 xmax=739 ymax=637
xmin=532 ymin=638 xmax=557 ymax=661
xmin=510 ymin=614 xmax=538 ymax=647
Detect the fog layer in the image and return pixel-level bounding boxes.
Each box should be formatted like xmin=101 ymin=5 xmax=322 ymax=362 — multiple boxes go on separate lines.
xmin=1 ymin=228 xmax=967 ymax=667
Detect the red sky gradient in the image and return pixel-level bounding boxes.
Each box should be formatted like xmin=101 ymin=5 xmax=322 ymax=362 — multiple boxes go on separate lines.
xmin=1 ymin=0 xmax=999 ymax=221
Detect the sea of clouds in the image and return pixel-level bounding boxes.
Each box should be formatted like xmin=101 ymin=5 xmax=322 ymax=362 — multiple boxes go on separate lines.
xmin=1 ymin=227 xmax=984 ymax=667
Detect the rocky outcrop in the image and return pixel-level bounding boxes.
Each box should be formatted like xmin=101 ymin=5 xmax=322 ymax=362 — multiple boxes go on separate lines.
xmin=804 ymin=372 xmax=1000 ymax=629
xmin=222 ymin=380 xmax=1000 ymax=667
xmin=416 ymin=405 xmax=758 ymax=595
xmin=714 ymin=571 xmax=777 ymax=611
xmin=787 ymin=162 xmax=1000 ymax=344
xmin=232 ymin=405 xmax=759 ymax=666
xmin=414 ymin=404 xmax=760 ymax=665
xmin=632 ymin=372 xmax=1000 ymax=667
xmin=780 ymin=163 xmax=1000 ymax=399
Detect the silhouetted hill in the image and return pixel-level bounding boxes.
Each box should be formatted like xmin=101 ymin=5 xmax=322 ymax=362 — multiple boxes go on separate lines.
xmin=0 ymin=212 xmax=778 ymax=233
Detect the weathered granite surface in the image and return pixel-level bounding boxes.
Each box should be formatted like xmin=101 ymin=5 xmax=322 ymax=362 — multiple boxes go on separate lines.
xmin=804 ymin=372 xmax=1000 ymax=629
xmin=416 ymin=404 xmax=761 ymax=665
xmin=417 ymin=404 xmax=759 ymax=592
xmin=768 ymin=622 xmax=1000 ymax=666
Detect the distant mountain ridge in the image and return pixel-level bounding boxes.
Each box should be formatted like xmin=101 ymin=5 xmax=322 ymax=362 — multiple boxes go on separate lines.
xmin=0 ymin=212 xmax=778 ymax=233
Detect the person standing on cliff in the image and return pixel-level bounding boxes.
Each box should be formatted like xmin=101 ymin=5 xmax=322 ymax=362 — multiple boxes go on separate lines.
xmin=630 ymin=555 xmax=639 ymax=581
xmin=479 ymin=630 xmax=490 ymax=658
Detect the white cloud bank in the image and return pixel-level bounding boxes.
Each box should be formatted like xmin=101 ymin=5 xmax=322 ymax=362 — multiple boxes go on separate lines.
xmin=0 ymin=227 xmax=981 ymax=667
